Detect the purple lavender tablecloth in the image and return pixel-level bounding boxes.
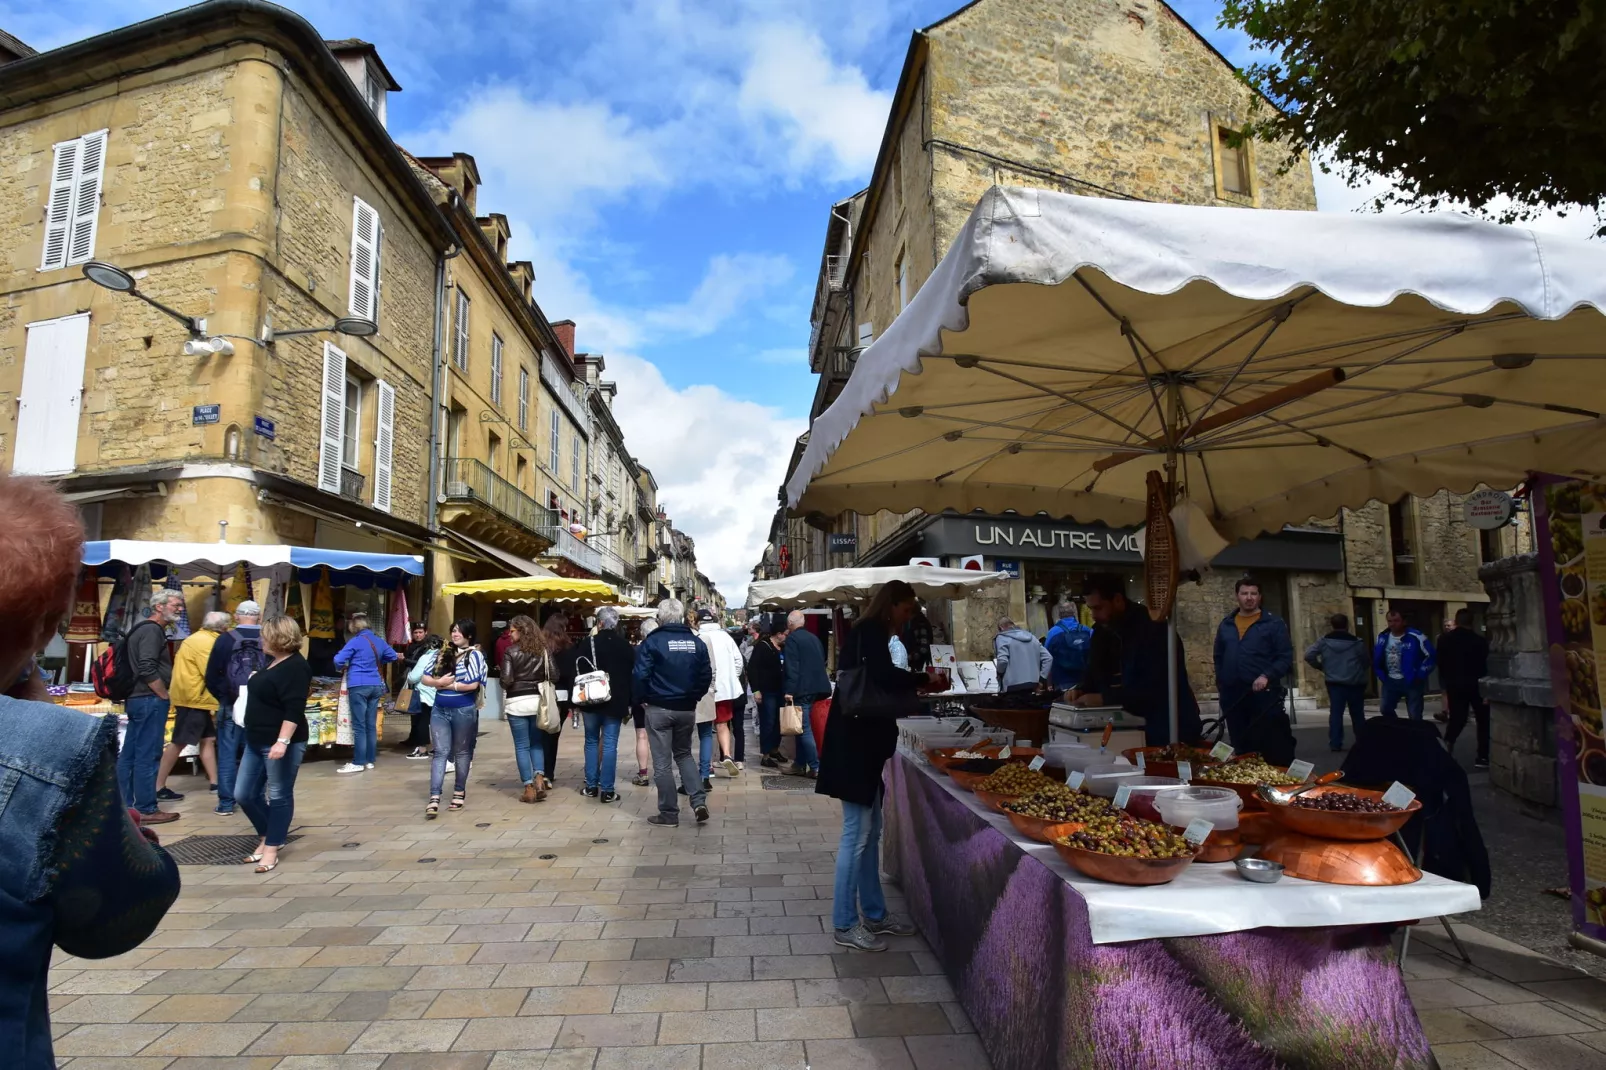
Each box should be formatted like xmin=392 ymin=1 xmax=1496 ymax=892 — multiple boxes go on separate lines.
xmin=883 ymin=753 xmax=1433 ymax=1070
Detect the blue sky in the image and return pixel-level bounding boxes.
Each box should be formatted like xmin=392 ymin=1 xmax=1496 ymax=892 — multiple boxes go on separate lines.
xmin=3 ymin=1 xmax=1589 ymax=599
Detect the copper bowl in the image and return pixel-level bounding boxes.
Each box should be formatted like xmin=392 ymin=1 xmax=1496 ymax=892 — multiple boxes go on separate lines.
xmin=1258 ymin=785 xmax=1421 ymax=841
xmin=945 ymin=759 xmax=1011 ymax=791
xmin=1006 ymin=809 xmax=1066 ymax=843
xmin=973 ymin=788 xmax=1023 ymax=814
xmin=1257 ymin=832 xmax=1422 ymax=886
xmin=1043 ymin=822 xmax=1199 ymax=886
xmin=1237 ymin=810 xmax=1275 ymax=845
xmin=1119 ymin=746 xmax=1227 ymax=780
xmin=926 ymin=745 xmax=1041 ymax=771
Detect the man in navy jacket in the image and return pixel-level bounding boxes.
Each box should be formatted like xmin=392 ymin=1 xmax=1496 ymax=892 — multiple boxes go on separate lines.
xmin=634 ymin=599 xmax=713 ymax=826
xmin=1374 ymin=608 xmax=1436 ymax=722
xmin=1212 ymin=576 xmax=1296 ymax=765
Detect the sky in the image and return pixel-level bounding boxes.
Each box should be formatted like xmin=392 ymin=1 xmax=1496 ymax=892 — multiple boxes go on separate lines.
xmin=6 ymin=0 xmax=1597 ymax=602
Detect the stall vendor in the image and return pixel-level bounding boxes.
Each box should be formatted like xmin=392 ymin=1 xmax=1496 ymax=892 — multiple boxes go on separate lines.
xmin=1065 ymin=572 xmax=1201 ymax=746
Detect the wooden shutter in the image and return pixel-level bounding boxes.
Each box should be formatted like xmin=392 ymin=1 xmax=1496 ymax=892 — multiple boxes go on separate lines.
xmin=349 ymin=196 xmax=381 ymax=322
xmin=453 ymin=290 xmax=470 ymax=368
xmin=373 ymin=379 xmax=395 ymax=512
xmin=40 ymin=138 xmax=80 ymax=270
xmin=319 ymin=341 xmax=347 ymax=492
xmin=66 ymin=130 xmax=107 ymax=266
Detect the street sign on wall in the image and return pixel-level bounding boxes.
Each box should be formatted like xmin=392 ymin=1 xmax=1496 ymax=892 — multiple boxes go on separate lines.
xmin=254 ymin=415 xmax=276 ymax=440
xmin=193 ymin=404 xmax=220 ymax=425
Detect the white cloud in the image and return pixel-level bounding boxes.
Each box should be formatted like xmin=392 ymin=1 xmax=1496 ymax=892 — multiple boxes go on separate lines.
xmin=607 ymin=353 xmax=806 ymax=603
xmin=645 ymin=253 xmax=795 ymax=337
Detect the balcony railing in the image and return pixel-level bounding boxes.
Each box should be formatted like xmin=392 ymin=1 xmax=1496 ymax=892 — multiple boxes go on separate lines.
xmin=443 ymin=457 xmax=557 ymax=536
xmin=591 ymin=541 xmax=634 ymax=582
xmin=537 ymin=524 xmax=603 ymax=575
xmin=339 ymin=467 xmax=366 ymax=501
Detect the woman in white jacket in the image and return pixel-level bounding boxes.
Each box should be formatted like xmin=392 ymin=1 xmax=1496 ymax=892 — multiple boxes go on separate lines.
xmin=697 ymin=609 xmax=747 ymax=777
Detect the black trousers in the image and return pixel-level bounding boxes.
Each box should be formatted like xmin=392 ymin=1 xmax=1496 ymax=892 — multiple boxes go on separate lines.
xmin=1223 ymin=687 xmax=1297 ymax=767
xmin=1444 ymin=687 xmax=1489 ymax=763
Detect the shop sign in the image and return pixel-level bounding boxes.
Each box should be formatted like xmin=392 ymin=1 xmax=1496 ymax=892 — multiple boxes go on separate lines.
xmin=918 ymin=516 xmax=1144 ymax=564
xmin=1464 ymin=489 xmax=1515 ymax=529
xmin=192 ymin=404 xmax=220 ymax=425
xmin=828 ymin=532 xmax=858 ymax=554
xmin=994 ymin=559 xmax=1021 ymax=577
xmin=253 ymin=415 xmax=276 ymax=440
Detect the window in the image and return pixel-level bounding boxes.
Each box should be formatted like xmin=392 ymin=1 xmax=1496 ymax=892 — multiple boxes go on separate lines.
xmin=318 ymin=342 xmax=348 ymax=493
xmin=890 ymin=147 xmax=902 ymax=208
xmin=1215 ymin=126 xmax=1251 ymax=197
xmin=490 ymin=333 xmax=504 ymax=404
xmin=342 ymin=374 xmax=362 ymax=471
xmin=1388 ymin=498 xmax=1419 ymax=587
xmin=571 ymin=433 xmax=581 ymax=493
xmin=487 ymin=431 xmax=502 ymax=474
xmin=515 ymin=455 xmax=528 ymax=492
xmin=1480 ymin=525 xmax=1504 ymax=564
xmin=549 ymin=409 xmax=561 ymax=472
xmin=517 ymin=366 xmax=530 ymax=430
xmin=41 ymin=130 xmax=107 ymax=271
xmin=452 ymin=288 xmax=470 ymax=369
xmin=348 ymin=196 xmax=382 ymax=323
xmin=895 ymin=250 xmax=909 ymax=312
xmin=857 ymin=321 xmax=874 ymax=347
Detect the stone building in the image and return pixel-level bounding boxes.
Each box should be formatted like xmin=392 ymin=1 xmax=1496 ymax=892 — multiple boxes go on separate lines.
xmin=764 ymin=0 xmax=1522 ymax=696
xmin=576 ymin=350 xmax=656 ymax=601
xmin=0 ymin=6 xmax=454 ymax=622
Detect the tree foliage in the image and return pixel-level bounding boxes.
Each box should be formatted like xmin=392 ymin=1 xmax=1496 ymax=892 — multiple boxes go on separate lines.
xmin=1219 ymin=0 xmax=1606 ymax=226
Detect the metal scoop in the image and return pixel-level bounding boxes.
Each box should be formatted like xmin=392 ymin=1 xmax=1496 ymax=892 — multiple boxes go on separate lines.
xmin=1256 ymin=770 xmax=1343 ymax=806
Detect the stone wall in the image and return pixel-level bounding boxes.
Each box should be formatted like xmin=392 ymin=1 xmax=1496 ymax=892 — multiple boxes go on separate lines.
xmin=1480 ymin=554 xmax=1559 ymax=807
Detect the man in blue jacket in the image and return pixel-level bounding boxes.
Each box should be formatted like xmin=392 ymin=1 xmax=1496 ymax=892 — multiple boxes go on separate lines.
xmin=782 ymin=610 xmax=829 ymax=777
xmin=332 ymin=612 xmax=399 ymax=774
xmin=1212 ymin=577 xmax=1296 ymax=765
xmin=1374 ymin=608 xmax=1436 ymax=722
xmin=634 ymin=598 xmax=714 ymax=826
xmin=1044 ymin=602 xmax=1092 ymax=690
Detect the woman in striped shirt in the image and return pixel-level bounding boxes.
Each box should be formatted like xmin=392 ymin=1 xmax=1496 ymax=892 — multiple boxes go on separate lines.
xmin=421 ymin=619 xmax=486 ymax=817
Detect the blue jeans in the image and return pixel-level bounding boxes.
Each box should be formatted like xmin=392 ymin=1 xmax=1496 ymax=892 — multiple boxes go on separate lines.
xmin=118 ymin=694 xmax=169 ymax=813
xmin=1327 ymin=682 xmax=1367 ymax=749
xmin=793 ymin=710 xmax=819 ymax=772
xmin=697 ymin=721 xmax=713 ymax=781
xmin=757 ymin=693 xmax=781 ymax=756
xmin=507 ymin=715 xmax=545 ymax=786
xmin=215 ymin=706 xmax=244 ymax=809
xmin=430 ymin=706 xmax=478 ymax=796
xmin=347 ymin=684 xmax=385 ymax=766
xmin=833 ymin=793 xmax=888 ymax=931
xmin=1380 ymin=679 xmax=1426 ymax=721
xmin=584 ymin=712 xmax=624 ymax=793
xmin=235 ymin=739 xmax=305 ymax=847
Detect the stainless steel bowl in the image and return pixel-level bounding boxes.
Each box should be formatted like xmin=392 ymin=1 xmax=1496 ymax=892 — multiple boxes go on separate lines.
xmin=1234 ymin=857 xmax=1285 ymax=884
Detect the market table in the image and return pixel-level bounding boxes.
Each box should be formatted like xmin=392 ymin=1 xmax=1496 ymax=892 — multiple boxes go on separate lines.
xmin=883 ymin=749 xmax=1480 ymax=1069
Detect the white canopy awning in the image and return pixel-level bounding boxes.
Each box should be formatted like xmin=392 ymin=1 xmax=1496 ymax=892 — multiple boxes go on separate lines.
xmin=746 ymin=565 xmax=1011 ymax=610
xmin=788 ymin=187 xmax=1606 ymax=539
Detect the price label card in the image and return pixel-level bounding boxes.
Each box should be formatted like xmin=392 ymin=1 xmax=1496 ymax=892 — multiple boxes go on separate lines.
xmin=1210 ymin=741 xmax=1235 ymax=762
xmin=1018 ymin=739 xmax=1033 ymax=748
xmin=1177 ymin=761 xmax=1193 ymax=783
xmin=1382 ymin=781 xmax=1417 ymax=810
xmin=1028 ymin=755 xmax=1046 ymax=771
xmin=1113 ymin=784 xmax=1133 ymax=809
xmin=1182 ymin=819 xmax=1214 ymax=846
xmin=1287 ymin=759 xmax=1315 ymax=782
xmin=998 ymin=747 xmax=1011 ymax=760
xmin=1135 ymin=751 xmax=1147 ymax=772
xmin=1068 ymin=770 xmax=1086 ymax=791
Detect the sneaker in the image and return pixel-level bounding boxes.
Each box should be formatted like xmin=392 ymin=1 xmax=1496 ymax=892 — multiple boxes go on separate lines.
xmin=721 ymin=757 xmax=739 ymax=777
xmin=760 ymin=756 xmax=780 ymax=769
xmin=208 ymin=783 xmax=218 ymax=793
xmin=702 ymin=777 xmax=713 ymax=792
xmin=156 ymin=787 xmax=184 ymax=801
xmin=864 ymin=914 xmax=917 ymax=937
xmin=677 ymin=784 xmax=688 ymax=796
xmin=833 ymin=924 xmax=887 ymax=952
xmin=212 ymin=805 xmax=234 ymax=816
xmin=406 ymin=748 xmax=430 ymax=760
xmin=139 ymin=810 xmax=180 ymax=825
xmin=647 ymin=814 xmax=679 ymax=827
xmin=365 ymin=763 xmax=375 ymax=770
xmin=632 ymin=771 xmax=651 ymax=786
xmin=580 ymin=786 xmax=600 ymax=798
xmin=694 ymin=805 xmax=710 ymax=823
xmin=334 ymin=763 xmax=364 ymax=774
xmin=600 ymin=791 xmax=620 ymax=804
xmin=786 ymin=765 xmax=809 ymax=777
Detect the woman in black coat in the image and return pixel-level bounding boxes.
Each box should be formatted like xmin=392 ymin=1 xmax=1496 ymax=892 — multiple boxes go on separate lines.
xmin=748 ymin=621 xmax=787 ymax=765
xmin=560 ymin=607 xmax=636 ymax=802
xmin=816 ymin=580 xmax=924 ymax=953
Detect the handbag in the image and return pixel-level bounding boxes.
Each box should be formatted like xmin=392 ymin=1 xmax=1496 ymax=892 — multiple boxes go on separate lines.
xmin=536 ymin=652 xmax=563 ymax=733
xmin=837 ymin=626 xmax=920 ymax=721
xmin=572 ymin=635 xmax=613 ymax=707
xmin=779 ymin=694 xmax=805 ymax=737
xmin=232 ymin=681 xmax=250 ymax=728
xmin=363 ymin=633 xmax=392 ymax=696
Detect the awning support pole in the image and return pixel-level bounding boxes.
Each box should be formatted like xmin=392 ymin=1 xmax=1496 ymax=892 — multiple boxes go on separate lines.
xmin=1165 ymin=381 xmax=1181 ymax=746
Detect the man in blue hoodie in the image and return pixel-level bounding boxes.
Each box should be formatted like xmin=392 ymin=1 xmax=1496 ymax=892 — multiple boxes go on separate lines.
xmin=1374 ymin=608 xmax=1436 ymax=722
xmin=1044 ymin=602 xmax=1092 ymax=691
xmin=634 ymin=598 xmax=714 ymax=826
xmin=1212 ymin=576 xmax=1296 ymax=765
xmin=332 ymin=612 xmax=399 ymax=774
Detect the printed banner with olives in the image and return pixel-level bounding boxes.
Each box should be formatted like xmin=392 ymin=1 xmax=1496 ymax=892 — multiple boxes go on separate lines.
xmin=1538 ymin=479 xmax=1606 ymax=939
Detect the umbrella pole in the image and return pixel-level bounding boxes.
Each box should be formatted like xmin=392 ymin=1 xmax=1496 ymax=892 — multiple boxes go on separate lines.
xmin=1167 ymin=615 xmax=1179 ymax=745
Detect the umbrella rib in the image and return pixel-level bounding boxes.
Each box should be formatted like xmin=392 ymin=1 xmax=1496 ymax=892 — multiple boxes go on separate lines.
xmin=1180 ymin=304 xmax=1293 ymax=440
xmin=933 ymin=353 xmax=1147 ymax=379
xmin=1232 ymin=314 xmax=1524 ymax=367
xmin=1072 ymin=273 xmax=1172 ymax=447
xmin=1177 ymin=294 xmax=1308 ymax=375
xmin=1328 ymin=384 xmax=1603 ymax=419
xmin=975 ymin=362 xmax=1152 ymax=441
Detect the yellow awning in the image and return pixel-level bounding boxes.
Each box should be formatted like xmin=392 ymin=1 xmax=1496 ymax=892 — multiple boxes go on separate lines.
xmin=438 ymin=576 xmax=617 ymax=601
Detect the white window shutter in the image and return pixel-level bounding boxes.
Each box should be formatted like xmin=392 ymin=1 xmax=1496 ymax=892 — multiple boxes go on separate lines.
xmin=349 ymin=196 xmax=380 ymax=322
xmin=373 ymin=379 xmax=395 ymax=512
xmin=319 ymin=341 xmax=347 ymax=492
xmin=40 ymin=138 xmax=80 ymax=270
xmin=66 ymin=130 xmax=107 ymax=266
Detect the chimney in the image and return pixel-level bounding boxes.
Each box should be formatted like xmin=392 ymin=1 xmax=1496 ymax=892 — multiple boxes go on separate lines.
xmin=551 ymin=320 xmax=577 ymax=361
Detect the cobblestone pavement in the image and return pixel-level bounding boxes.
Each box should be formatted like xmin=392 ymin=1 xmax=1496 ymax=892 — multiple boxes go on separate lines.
xmin=45 ymin=718 xmax=1606 ymax=1069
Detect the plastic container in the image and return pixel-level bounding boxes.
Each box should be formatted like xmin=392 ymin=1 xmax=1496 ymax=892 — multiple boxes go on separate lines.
xmin=1101 ymin=775 xmax=1185 ymax=820
xmin=1043 ymin=741 xmax=1095 ymax=771
xmin=915 ymin=729 xmax=1014 ymax=752
xmin=1081 ymin=759 xmax=1141 ymax=796
xmin=1155 ymin=786 xmax=1244 ymax=831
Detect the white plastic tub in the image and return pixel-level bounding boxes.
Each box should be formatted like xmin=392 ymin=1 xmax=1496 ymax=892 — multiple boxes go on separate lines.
xmin=1154 ymin=786 xmax=1244 ymax=831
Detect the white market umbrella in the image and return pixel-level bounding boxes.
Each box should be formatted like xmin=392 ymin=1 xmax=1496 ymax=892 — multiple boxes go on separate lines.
xmin=787 ymin=187 xmax=1606 ymax=537
xmin=746 ymin=565 xmax=1011 ymax=610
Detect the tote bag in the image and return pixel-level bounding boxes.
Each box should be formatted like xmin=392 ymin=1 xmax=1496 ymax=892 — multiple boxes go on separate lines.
xmin=837 ymin=626 xmax=919 ymax=721
xmin=779 ymin=694 xmax=805 ymax=736
xmin=535 ymin=653 xmax=563 ymax=733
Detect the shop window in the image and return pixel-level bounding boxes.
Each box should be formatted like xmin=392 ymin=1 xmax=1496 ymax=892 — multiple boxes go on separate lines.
xmin=1388 ymin=498 xmax=1419 ymax=587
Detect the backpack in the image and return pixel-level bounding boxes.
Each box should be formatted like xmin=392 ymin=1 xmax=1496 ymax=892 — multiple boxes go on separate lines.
xmin=224 ymin=629 xmax=268 ymax=699
xmin=1046 ymin=621 xmax=1091 ymax=679
xmin=91 ymin=618 xmax=163 ymax=701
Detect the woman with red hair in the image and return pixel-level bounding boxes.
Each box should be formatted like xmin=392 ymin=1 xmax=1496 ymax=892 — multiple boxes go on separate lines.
xmin=0 ymin=475 xmax=181 ymax=1068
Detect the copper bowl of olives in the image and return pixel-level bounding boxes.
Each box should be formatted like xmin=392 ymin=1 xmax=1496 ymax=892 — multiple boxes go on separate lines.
xmin=925 ymin=745 xmax=1041 ymax=771
xmin=945 ymin=759 xmax=1012 ymax=791
xmin=1257 ymin=785 xmax=1420 ymax=841
xmin=1043 ymin=821 xmax=1200 ymax=886
xmin=974 ymin=787 xmax=1025 ymax=814
xmin=1003 ymin=791 xmax=1120 ymax=842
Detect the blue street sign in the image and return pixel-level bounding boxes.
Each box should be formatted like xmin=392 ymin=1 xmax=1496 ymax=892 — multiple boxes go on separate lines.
xmin=192 ymin=404 xmax=220 ymax=425
xmin=995 ymin=559 xmax=1021 ymax=577
xmin=254 ymin=415 xmax=276 ymax=440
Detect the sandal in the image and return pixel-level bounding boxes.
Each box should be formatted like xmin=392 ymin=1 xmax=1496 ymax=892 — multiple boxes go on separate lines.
xmin=254 ymin=857 xmax=278 ymax=874
xmin=449 ymin=791 xmax=466 ymax=811
xmin=244 ymin=841 xmax=267 ymax=864
xmin=425 ymin=795 xmax=440 ymax=819
xmin=535 ymin=775 xmax=548 ymax=802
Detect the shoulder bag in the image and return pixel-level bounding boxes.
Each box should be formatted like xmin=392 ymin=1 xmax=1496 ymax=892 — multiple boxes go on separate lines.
xmin=779 ymin=694 xmax=805 ymax=737
xmin=836 ymin=626 xmax=920 ymax=721
xmin=233 ymin=680 xmax=251 ymax=728
xmin=536 ymin=652 xmax=563 ymax=733
xmin=572 ymin=635 xmax=613 ymax=707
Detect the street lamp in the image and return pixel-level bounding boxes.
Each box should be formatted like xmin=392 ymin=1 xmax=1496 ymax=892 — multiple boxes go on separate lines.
xmin=264 ymin=316 xmax=378 ymax=344
xmin=82 ymin=260 xmax=207 ymax=337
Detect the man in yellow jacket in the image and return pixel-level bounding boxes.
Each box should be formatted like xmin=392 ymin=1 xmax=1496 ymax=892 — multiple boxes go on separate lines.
xmin=155 ymin=610 xmax=229 ymax=801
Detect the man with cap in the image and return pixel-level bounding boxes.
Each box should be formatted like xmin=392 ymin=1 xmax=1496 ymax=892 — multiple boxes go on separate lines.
xmin=205 ymin=600 xmax=266 ymax=816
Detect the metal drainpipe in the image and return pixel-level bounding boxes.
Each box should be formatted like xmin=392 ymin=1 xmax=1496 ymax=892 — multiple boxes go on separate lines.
xmin=424 ymin=198 xmax=461 ymax=628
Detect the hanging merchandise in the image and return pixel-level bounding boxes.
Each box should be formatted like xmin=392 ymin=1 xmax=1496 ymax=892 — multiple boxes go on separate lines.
xmin=99 ymin=566 xmax=133 ymax=642
xmin=164 ymin=574 xmax=191 ymax=641
xmin=386 ymin=585 xmax=411 ymax=645
xmin=222 ymin=564 xmax=252 ymax=614
xmin=285 ymin=577 xmax=306 ymax=629
xmin=66 ymin=571 xmax=102 ymax=642
xmin=1143 ymin=471 xmax=1179 ymax=622
xmin=125 ymin=565 xmax=152 ymax=637
xmin=264 ymin=575 xmax=286 ymax=621
xmin=309 ymin=567 xmax=335 ymax=639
